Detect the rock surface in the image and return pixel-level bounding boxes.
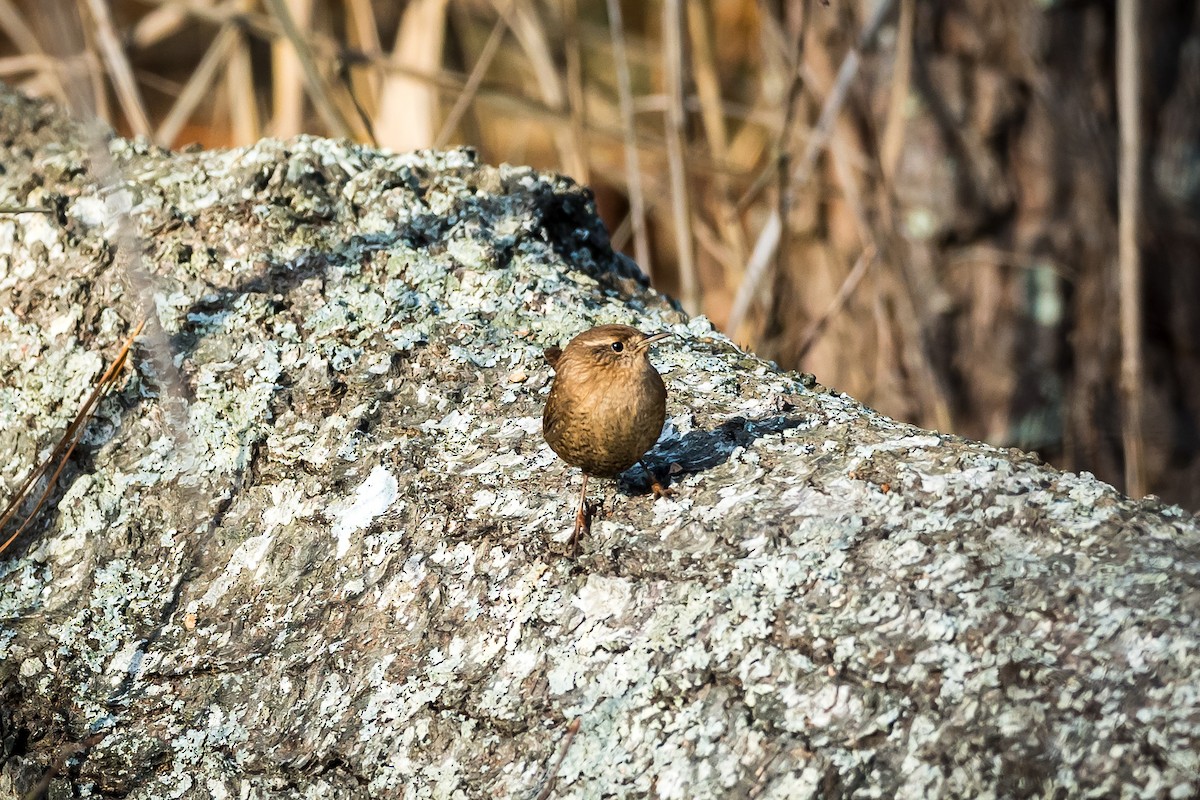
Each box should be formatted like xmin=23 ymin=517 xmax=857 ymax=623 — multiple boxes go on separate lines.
xmin=1 ymin=86 xmax=1199 ymax=799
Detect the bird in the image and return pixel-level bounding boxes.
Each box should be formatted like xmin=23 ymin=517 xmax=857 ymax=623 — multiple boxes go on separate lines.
xmin=542 ymin=324 xmax=671 ymax=554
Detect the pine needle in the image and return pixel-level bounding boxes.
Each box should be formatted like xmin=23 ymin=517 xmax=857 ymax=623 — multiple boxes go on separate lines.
xmin=0 ymin=319 xmax=145 ymax=558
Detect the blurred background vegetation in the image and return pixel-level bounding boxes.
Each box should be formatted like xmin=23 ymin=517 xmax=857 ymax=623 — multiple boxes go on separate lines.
xmin=1 ymin=0 xmax=1198 ymax=510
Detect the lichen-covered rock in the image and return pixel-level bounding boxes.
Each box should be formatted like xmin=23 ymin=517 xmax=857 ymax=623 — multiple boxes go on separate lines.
xmin=1 ymin=86 xmax=1198 ymax=799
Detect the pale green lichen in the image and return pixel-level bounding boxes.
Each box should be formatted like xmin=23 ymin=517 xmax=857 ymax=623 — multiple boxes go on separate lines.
xmin=0 ymin=88 xmax=1198 ymax=799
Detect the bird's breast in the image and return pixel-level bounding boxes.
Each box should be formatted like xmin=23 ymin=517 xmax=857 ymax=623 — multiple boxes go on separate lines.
xmin=543 ymin=362 xmax=667 ymax=477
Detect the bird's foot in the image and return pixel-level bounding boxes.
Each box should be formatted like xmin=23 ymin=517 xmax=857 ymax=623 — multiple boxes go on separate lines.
xmin=570 ymin=499 xmax=593 ymax=557
xmin=640 ymin=459 xmax=673 ymax=499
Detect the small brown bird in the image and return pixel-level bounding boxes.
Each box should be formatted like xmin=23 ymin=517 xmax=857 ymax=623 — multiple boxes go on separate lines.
xmin=542 ymin=324 xmax=671 ymax=552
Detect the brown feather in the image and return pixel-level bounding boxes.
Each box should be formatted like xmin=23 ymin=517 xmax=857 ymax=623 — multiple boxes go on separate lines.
xmin=541 ymin=325 xmax=668 ymax=478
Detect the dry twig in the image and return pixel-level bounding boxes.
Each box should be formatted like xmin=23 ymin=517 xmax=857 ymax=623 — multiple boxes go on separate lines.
xmin=225 ymin=0 xmax=262 ymax=145
xmin=1117 ymin=0 xmax=1145 ymax=496
xmin=377 ymin=0 xmax=448 ymax=150
xmin=531 ymin=718 xmax=582 ymax=800
xmin=0 ymin=320 xmax=145 ymax=558
xmin=795 ymin=247 xmax=875 ymax=361
xmin=19 ymin=731 xmax=109 ymax=800
xmin=604 ymin=0 xmax=651 ymax=276
xmin=662 ymin=0 xmax=697 ymax=312
xmin=80 ymin=0 xmax=151 ymax=136
xmin=728 ymin=0 xmax=896 ymax=337
xmin=156 ymin=22 xmax=238 ymax=146
xmin=879 ymin=0 xmax=914 ymax=182
xmin=561 ymin=0 xmax=589 ymax=182
xmin=264 ymin=0 xmax=354 ymax=138
xmin=686 ymin=3 xmax=748 ymax=289
xmin=435 ymin=0 xmax=513 ymax=148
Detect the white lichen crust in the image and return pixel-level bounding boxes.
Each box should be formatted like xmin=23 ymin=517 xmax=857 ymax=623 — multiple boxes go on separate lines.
xmin=1 ymin=88 xmax=1198 ymax=800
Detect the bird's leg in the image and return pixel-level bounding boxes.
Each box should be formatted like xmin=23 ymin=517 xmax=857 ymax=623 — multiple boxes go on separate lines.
xmin=640 ymin=459 xmax=673 ymax=499
xmin=571 ymin=473 xmax=591 ymax=556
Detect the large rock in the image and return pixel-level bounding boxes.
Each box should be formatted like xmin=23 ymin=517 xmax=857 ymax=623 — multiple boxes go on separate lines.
xmin=1 ymin=86 xmax=1198 ymax=799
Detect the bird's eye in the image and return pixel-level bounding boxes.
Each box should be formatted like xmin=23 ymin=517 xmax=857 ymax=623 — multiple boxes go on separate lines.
xmin=611 ymin=341 xmax=624 ymax=352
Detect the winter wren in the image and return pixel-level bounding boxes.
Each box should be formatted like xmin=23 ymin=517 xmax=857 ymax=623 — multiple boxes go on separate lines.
xmin=542 ymin=324 xmax=670 ymax=552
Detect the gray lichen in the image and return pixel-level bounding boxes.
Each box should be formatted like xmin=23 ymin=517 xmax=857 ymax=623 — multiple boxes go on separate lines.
xmin=1 ymin=86 xmax=1199 ymax=799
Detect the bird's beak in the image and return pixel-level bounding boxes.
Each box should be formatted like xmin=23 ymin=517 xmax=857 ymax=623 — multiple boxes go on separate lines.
xmin=639 ymin=331 xmax=672 ymax=349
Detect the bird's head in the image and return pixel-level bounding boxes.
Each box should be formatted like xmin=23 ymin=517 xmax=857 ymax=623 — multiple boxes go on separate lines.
xmin=545 ymin=324 xmax=670 ymax=372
